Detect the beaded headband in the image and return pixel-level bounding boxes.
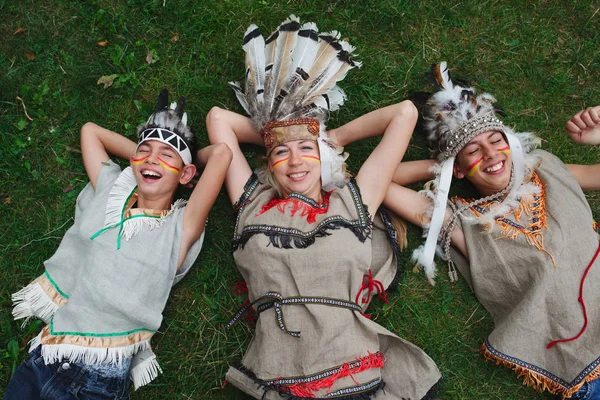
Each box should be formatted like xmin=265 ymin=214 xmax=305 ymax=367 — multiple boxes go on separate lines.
xmin=439 ymin=114 xmax=507 ymax=160
xmin=261 ymin=118 xmax=320 ymax=153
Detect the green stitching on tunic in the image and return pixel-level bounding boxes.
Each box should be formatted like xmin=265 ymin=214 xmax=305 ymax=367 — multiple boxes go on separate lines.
xmin=44 ymin=270 xmax=69 ymax=299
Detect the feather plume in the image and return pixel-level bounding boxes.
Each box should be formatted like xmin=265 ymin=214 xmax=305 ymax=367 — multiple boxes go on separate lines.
xmin=242 ymin=24 xmax=266 ymax=105
xmin=431 ymin=61 xmax=453 ymax=90
xmin=273 ymin=22 xmax=320 ymax=113
xmin=228 ymin=81 xmax=250 ymax=114
xmin=265 ymin=15 xmax=301 ymax=116
xmin=230 ymin=16 xmax=359 ymax=135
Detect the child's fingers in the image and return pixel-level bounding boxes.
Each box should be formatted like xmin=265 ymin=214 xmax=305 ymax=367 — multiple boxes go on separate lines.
xmin=589 ymin=106 xmax=600 ymax=124
xmin=565 ymin=120 xmax=582 ymax=135
xmin=581 ymin=109 xmax=595 ymax=127
xmin=570 ymin=112 xmax=588 ymax=130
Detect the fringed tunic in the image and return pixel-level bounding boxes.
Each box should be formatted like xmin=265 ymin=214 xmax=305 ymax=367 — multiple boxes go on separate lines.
xmin=226 ymin=175 xmax=441 ymax=399
xmin=449 ymin=150 xmax=600 ymax=398
xmin=12 ymin=161 xmax=204 ymax=389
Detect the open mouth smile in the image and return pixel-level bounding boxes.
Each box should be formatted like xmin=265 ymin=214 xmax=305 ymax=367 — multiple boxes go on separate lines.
xmin=484 ymin=160 xmax=505 ymax=174
xmin=141 ymin=169 xmax=163 ymax=182
xmin=288 ymin=171 xmax=308 ymax=181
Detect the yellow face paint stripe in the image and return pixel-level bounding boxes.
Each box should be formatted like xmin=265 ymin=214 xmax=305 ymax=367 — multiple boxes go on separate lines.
xmin=158 ymin=158 xmax=180 ymax=174
xmin=301 ymin=156 xmax=321 ymax=163
xmin=272 ymin=158 xmax=289 ymax=169
xmin=132 ymin=155 xmax=149 ymax=165
xmin=467 ymin=158 xmax=483 ymax=177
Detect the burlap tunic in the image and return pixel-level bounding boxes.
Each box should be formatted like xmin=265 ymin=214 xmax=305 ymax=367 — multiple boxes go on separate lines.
xmin=226 ymin=176 xmax=440 ymax=400
xmin=450 ymin=150 xmax=600 ymax=397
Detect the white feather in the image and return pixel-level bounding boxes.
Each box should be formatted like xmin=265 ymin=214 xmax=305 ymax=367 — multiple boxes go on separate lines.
xmin=265 ymin=15 xmax=300 ymax=113
xmin=242 ymin=24 xmax=266 ymax=104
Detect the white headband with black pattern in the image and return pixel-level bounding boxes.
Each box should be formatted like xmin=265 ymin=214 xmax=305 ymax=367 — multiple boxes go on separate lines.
xmin=137 ymin=127 xmax=192 ymax=165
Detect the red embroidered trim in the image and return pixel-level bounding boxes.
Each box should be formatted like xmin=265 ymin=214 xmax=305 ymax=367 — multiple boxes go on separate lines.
xmin=257 ymin=192 xmax=331 ymax=224
xmin=284 ymin=352 xmax=385 ymax=398
xmin=355 ymin=269 xmax=388 ymax=319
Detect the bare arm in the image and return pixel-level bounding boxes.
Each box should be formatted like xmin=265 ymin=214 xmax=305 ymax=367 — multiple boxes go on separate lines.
xmin=80 ymin=122 xmax=137 ymax=189
xmin=566 ymin=164 xmax=600 ymax=191
xmin=206 ymin=107 xmax=255 ymax=204
xmin=392 ymin=159 xmax=437 ymax=186
xmin=178 ymin=143 xmax=232 ymax=269
xmin=353 ymin=101 xmax=418 ymax=213
xmin=384 ymin=182 xmax=468 ymax=258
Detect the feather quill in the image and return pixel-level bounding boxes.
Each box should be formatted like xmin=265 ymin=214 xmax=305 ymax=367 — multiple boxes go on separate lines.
xmin=242 ymin=24 xmax=266 ymax=105
xmin=301 ymin=40 xmax=359 ymax=106
xmin=432 ymin=61 xmax=453 ymax=90
xmin=265 ymin=15 xmax=301 ymax=116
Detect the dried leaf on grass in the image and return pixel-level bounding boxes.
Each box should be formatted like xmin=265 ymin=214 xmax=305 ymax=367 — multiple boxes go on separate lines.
xmin=63 ymin=183 xmax=74 ymax=193
xmin=3 ymin=197 xmax=11 ymax=204
xmin=97 ymin=74 xmax=119 ymax=89
xmin=170 ymin=33 xmax=179 ymax=43
xmin=13 ymin=27 xmax=25 ymax=35
xmin=146 ymin=50 xmax=158 ymax=64
xmin=24 ymin=50 xmax=36 ymax=61
xmin=98 ymin=40 xmax=108 ymax=47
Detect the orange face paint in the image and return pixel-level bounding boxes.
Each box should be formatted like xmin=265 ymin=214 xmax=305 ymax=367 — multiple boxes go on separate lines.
xmin=272 ymin=158 xmax=289 ymax=169
xmin=132 ymin=155 xmax=149 ymax=165
xmin=158 ymin=158 xmax=181 ymax=174
xmin=499 ymin=146 xmax=511 ymax=154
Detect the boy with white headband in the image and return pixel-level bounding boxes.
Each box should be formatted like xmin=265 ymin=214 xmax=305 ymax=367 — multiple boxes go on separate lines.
xmin=5 ymin=89 xmax=232 ymax=398
xmin=384 ymin=63 xmax=600 ymax=399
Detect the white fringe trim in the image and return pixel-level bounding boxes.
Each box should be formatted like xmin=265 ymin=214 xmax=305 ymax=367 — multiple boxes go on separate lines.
xmin=130 ymin=353 xmax=163 ymax=390
xmin=35 ymin=334 xmax=151 ymax=367
xmin=12 ymin=281 xmax=58 ymax=326
xmin=104 ymin=168 xmax=186 ymax=241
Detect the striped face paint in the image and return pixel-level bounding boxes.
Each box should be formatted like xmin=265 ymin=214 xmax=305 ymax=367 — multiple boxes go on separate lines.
xmin=301 ymin=155 xmax=321 ymax=163
xmin=132 ymin=155 xmax=149 ymax=165
xmin=466 ymin=146 xmax=511 ymax=177
xmin=272 ymin=158 xmax=289 ymax=169
xmin=466 ymin=158 xmax=483 ymax=177
xmin=158 ymin=158 xmax=181 ymax=174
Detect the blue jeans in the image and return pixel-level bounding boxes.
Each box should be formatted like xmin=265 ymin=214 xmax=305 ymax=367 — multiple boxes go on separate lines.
xmin=4 ymin=346 xmax=129 ymax=400
xmin=571 ymin=379 xmax=600 ymax=400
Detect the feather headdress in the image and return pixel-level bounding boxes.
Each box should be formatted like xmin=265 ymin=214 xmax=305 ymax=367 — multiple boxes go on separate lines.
xmin=136 ymin=89 xmax=196 ymax=165
xmin=229 ymin=15 xmax=361 ymax=190
xmin=413 ymin=62 xmax=541 ymax=285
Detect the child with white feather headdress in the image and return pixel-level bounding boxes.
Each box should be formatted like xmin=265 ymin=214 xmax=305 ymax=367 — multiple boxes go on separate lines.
xmin=5 ymin=89 xmax=232 ymax=397
xmin=384 ymin=62 xmax=600 ymax=399
xmin=208 ymin=15 xmax=440 ymax=400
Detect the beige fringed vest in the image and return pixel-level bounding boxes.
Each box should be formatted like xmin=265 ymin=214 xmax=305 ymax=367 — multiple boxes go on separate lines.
xmin=450 ymin=150 xmax=600 ymax=398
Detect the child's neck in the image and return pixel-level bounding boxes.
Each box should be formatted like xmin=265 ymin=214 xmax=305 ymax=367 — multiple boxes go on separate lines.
xmin=135 ymin=194 xmax=174 ymax=211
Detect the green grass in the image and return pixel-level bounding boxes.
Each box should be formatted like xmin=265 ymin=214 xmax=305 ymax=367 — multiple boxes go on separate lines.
xmin=1 ymin=0 xmax=599 ymax=398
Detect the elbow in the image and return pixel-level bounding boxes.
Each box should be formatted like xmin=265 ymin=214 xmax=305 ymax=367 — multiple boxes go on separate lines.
xmin=206 ymin=106 xmax=226 ymax=144
xmin=212 ymin=142 xmax=233 ymax=163
xmin=80 ymin=122 xmax=99 ymax=145
xmin=397 ymin=100 xmax=418 ymax=122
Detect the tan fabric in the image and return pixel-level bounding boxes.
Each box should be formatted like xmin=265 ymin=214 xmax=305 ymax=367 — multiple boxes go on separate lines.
xmin=450 ymin=150 xmax=600 ymax=397
xmin=227 ymin=177 xmax=440 ymax=399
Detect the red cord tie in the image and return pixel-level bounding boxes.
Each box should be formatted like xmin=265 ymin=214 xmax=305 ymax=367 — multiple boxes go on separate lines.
xmin=355 ymin=269 xmax=389 ymax=319
xmin=546 ymin=242 xmax=600 ymax=349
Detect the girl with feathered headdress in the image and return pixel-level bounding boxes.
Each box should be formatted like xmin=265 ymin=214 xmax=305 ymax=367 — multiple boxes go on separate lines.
xmin=384 ymin=62 xmax=600 ymax=399
xmin=5 ymin=89 xmax=232 ymax=397
xmin=207 ymin=15 xmax=440 ymax=400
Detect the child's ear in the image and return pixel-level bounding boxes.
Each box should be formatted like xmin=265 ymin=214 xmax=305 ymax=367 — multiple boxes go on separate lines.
xmin=179 ymin=164 xmax=197 ymax=185
xmin=453 ymin=163 xmax=465 ymax=179
xmin=129 ymin=155 xmax=135 ymax=166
